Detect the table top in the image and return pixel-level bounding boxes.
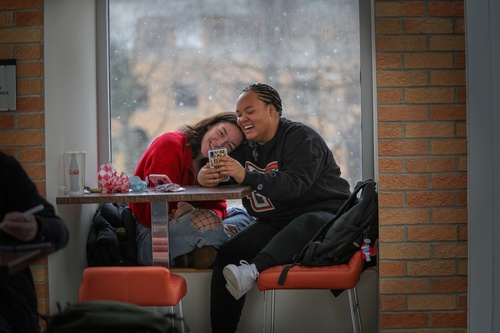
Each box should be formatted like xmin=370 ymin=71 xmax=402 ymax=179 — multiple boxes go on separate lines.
xmin=0 ymin=245 xmax=55 ymax=275
xmin=56 ymin=184 xmax=252 ymax=205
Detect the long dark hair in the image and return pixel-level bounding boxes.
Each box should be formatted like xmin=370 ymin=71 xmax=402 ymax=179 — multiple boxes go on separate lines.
xmin=241 ymin=83 xmax=283 ymax=116
xmin=184 ymin=111 xmax=241 ymax=159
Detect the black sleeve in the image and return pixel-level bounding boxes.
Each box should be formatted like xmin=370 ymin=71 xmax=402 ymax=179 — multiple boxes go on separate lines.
xmin=33 ymin=198 xmax=70 ymax=250
xmin=0 ymin=152 xmax=69 ymax=249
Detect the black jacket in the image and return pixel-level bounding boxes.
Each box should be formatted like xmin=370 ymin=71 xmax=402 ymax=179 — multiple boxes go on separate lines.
xmin=86 ymin=203 xmax=137 ymax=266
xmin=0 ymin=152 xmax=69 ymax=333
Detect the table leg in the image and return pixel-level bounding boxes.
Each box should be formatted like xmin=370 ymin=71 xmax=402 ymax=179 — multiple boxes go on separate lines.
xmin=150 ymin=201 xmax=169 ymax=267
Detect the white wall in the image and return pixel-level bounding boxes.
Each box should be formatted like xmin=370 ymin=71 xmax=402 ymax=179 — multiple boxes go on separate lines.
xmin=43 ymin=1 xmax=379 ymax=332
xmin=44 ymin=0 xmax=98 ymax=308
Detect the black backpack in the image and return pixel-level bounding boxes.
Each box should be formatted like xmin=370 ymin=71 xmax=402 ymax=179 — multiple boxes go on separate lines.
xmin=86 ymin=203 xmax=138 ymax=266
xmin=279 ymin=179 xmax=378 ymax=285
xmin=46 ymin=300 xmax=187 ymax=333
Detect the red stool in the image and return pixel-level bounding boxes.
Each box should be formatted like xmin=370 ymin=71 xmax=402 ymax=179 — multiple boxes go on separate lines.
xmin=257 ymin=250 xmax=365 ymax=333
xmin=79 ymin=266 xmax=187 ymax=332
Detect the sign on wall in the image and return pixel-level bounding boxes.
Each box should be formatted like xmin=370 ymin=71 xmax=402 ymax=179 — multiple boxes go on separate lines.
xmin=0 ymin=59 xmax=16 ymax=111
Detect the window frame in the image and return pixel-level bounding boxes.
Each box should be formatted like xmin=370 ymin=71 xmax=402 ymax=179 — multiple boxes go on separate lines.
xmin=96 ymin=0 xmax=376 ymax=182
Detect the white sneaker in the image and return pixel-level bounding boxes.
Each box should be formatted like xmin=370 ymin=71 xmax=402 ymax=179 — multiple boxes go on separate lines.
xmin=223 ymin=260 xmax=259 ymax=300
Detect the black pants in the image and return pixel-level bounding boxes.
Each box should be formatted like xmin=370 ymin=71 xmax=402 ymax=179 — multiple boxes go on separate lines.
xmin=210 ymin=211 xmax=335 ymax=333
xmin=0 ymin=269 xmax=40 ymax=333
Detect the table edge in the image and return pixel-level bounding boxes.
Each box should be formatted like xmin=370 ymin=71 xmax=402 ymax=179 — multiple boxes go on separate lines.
xmin=56 ymin=185 xmax=252 ymax=205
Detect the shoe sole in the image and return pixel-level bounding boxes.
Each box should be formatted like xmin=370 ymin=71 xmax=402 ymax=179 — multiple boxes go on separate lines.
xmin=223 ymin=265 xmax=244 ymax=300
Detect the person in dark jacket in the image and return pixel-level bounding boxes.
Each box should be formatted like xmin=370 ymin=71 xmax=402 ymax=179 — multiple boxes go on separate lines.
xmin=198 ymin=83 xmax=352 ymax=332
xmin=0 ymin=151 xmax=70 ymax=333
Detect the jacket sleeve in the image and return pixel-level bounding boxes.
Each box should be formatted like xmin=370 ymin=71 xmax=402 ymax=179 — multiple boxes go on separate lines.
xmin=129 ymin=134 xmax=185 ymax=227
xmin=137 ymin=134 xmax=185 ymax=185
xmin=34 ymin=200 xmax=70 ymax=250
xmin=0 ymin=153 xmax=69 ymax=250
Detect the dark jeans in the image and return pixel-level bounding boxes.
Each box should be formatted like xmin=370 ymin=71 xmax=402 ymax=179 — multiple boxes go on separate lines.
xmin=0 ymin=269 xmax=40 ymax=333
xmin=210 ymin=211 xmax=335 ymax=333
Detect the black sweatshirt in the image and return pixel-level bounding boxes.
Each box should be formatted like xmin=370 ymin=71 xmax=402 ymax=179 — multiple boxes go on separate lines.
xmin=231 ymin=117 xmax=351 ymax=226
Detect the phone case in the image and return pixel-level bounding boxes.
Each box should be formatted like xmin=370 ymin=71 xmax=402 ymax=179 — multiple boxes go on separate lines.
xmin=209 ymin=148 xmax=229 ymax=181
xmin=148 ymin=174 xmax=173 ymax=186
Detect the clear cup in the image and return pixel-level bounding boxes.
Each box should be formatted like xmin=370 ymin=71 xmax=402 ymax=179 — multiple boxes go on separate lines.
xmin=64 ymin=151 xmax=86 ymax=196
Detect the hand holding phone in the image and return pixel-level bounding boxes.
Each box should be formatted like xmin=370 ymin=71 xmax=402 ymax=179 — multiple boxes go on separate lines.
xmin=209 ymin=147 xmax=229 ymax=182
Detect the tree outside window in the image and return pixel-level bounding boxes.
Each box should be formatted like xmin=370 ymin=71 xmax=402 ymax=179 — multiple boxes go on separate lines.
xmin=109 ymin=0 xmax=361 ymax=187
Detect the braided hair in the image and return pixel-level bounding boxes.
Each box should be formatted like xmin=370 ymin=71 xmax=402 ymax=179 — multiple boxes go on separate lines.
xmin=241 ymin=83 xmax=283 ymax=116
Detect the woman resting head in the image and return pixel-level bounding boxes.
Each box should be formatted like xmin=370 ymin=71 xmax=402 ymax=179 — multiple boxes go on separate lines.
xmin=128 ymin=111 xmax=253 ymax=268
xmin=185 ymin=111 xmax=245 ymax=165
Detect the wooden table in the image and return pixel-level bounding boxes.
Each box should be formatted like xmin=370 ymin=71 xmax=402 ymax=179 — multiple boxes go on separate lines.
xmin=0 ymin=244 xmax=55 ymax=275
xmin=56 ymin=185 xmax=252 ymax=267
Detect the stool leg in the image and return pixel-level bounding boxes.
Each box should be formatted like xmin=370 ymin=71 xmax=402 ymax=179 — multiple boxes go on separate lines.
xmin=261 ymin=290 xmax=276 ymax=333
xmin=262 ymin=291 xmax=268 ymax=333
xmin=348 ymin=287 xmax=363 ymax=333
xmin=160 ymin=304 xmax=185 ymax=333
xmin=178 ymin=300 xmax=186 ymax=333
xmin=168 ymin=306 xmax=176 ymax=330
xmin=270 ymin=290 xmax=276 ymax=333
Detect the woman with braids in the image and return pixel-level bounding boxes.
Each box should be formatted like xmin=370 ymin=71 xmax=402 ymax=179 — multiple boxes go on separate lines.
xmin=198 ymin=83 xmax=352 ymax=332
xmin=129 ymin=112 xmax=254 ymax=268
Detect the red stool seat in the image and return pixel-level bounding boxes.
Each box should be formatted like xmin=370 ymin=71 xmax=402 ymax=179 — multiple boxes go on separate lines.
xmin=257 ymin=251 xmax=365 ymax=333
xmin=79 ymin=266 xmax=187 ymax=332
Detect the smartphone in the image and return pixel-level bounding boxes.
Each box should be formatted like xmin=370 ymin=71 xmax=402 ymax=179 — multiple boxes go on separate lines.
xmin=208 ymin=147 xmax=229 ymax=181
xmin=148 ymin=174 xmax=173 ymax=186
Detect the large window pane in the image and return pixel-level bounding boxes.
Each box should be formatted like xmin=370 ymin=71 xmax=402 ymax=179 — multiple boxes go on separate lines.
xmin=109 ymin=0 xmax=361 ymax=186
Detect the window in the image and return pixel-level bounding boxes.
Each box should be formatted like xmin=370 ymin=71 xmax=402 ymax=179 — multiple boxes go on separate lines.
xmin=99 ymin=0 xmax=375 ymax=188
xmin=174 ymin=84 xmax=199 ymax=108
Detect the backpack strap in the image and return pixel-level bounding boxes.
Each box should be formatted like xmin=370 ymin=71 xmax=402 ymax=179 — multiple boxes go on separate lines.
xmin=278 ymin=263 xmax=297 ymax=286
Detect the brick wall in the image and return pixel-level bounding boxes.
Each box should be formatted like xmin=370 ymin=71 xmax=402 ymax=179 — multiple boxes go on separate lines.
xmin=0 ymin=0 xmax=49 ymax=327
xmin=0 ymin=0 xmax=468 ymax=331
xmin=375 ymin=1 xmax=467 ymax=331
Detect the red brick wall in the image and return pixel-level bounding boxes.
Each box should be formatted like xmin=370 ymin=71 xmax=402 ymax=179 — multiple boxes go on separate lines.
xmin=375 ymin=1 xmax=467 ymax=331
xmin=0 ymin=0 xmax=49 ymax=326
xmin=0 ymin=0 xmax=468 ymax=331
